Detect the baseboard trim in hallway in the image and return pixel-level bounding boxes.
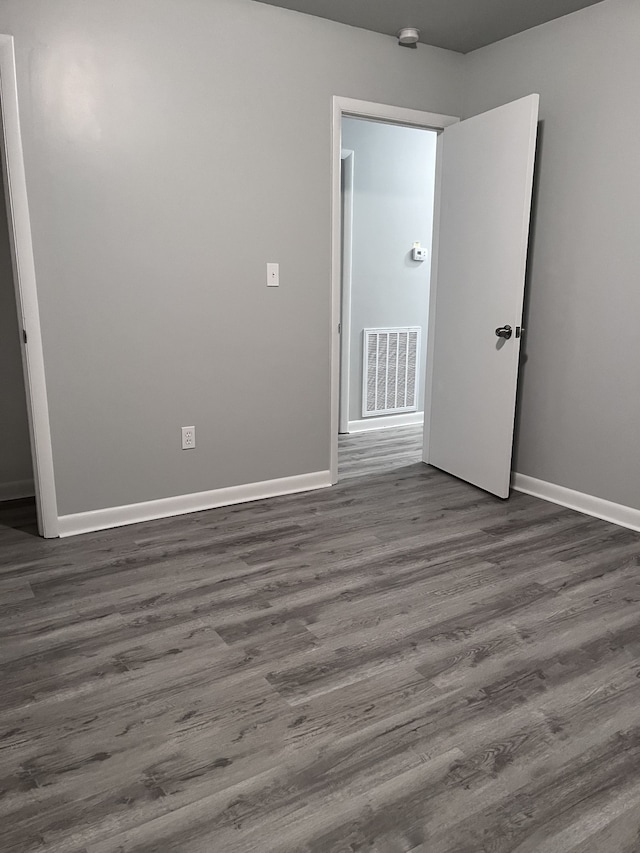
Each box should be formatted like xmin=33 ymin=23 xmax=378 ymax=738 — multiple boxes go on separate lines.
xmin=57 ymin=470 xmax=332 ymax=537
xmin=512 ymin=472 xmax=640 ymax=533
xmin=346 ymin=412 xmax=424 ymax=433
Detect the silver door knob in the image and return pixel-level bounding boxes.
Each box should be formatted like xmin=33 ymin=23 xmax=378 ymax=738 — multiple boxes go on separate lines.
xmin=495 ymin=325 xmax=513 ymax=340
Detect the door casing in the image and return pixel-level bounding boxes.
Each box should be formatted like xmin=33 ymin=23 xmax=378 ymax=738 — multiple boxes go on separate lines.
xmin=339 ymin=148 xmax=354 ymax=434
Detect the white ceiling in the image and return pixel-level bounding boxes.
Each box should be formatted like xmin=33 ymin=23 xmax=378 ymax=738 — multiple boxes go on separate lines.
xmin=252 ymin=0 xmax=605 ymax=53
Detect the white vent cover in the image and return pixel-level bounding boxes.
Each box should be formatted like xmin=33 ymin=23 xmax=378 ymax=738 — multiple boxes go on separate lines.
xmin=362 ymin=327 xmax=421 ymax=417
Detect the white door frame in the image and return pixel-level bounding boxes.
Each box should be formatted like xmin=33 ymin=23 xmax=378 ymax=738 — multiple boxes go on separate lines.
xmin=339 ymin=148 xmax=354 ymax=434
xmin=0 ymin=35 xmax=58 ymax=537
xmin=330 ymin=96 xmax=458 ymax=483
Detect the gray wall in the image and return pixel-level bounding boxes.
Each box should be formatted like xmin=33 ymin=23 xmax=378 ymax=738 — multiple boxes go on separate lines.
xmin=10 ymin=0 xmax=632 ymax=520
xmin=341 ymin=118 xmax=437 ymax=423
xmin=465 ymin=0 xmax=640 ymax=511
xmin=0 ymin=0 xmax=465 ymax=516
xmin=0 ymin=172 xmax=32 ymax=496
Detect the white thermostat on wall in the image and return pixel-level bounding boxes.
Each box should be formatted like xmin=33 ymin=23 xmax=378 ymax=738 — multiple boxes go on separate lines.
xmin=412 ymin=246 xmax=428 ymax=262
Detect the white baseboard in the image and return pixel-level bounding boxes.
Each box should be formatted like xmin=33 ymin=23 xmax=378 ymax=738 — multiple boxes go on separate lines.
xmin=57 ymin=470 xmax=332 ymax=538
xmin=512 ymin=472 xmax=640 ymax=534
xmin=346 ymin=412 xmax=424 ymax=434
xmin=0 ymin=478 xmax=35 ymax=501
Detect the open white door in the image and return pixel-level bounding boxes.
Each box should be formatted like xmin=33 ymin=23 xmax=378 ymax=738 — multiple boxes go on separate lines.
xmin=424 ymin=94 xmax=539 ymax=498
xmin=0 ymin=35 xmax=58 ymax=536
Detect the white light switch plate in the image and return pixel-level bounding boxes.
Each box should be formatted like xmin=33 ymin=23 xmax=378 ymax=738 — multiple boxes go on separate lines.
xmin=267 ymin=262 xmax=279 ymax=287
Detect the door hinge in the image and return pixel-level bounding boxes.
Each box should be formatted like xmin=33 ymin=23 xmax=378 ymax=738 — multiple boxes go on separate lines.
xmin=22 ymin=329 xmax=27 ymax=344
xmin=338 ymin=322 xmax=341 ymax=334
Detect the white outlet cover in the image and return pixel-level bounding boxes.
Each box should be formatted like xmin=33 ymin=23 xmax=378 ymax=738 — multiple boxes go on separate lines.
xmin=181 ymin=426 xmax=195 ymax=449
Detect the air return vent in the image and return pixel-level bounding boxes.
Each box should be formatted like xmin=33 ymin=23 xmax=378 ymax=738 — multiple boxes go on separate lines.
xmin=362 ymin=327 xmax=421 ymax=417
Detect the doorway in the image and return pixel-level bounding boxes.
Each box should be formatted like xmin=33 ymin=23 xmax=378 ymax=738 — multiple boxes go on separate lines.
xmin=338 ymin=117 xmax=438 ymax=448
xmin=330 ymin=97 xmax=459 ymax=483
xmin=331 ymin=94 xmax=539 ymax=497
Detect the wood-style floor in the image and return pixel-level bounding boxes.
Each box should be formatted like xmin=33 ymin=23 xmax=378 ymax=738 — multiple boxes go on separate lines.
xmin=2 ymin=425 xmax=640 ymax=852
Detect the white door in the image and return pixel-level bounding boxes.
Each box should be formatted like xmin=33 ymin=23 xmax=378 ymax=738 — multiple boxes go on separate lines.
xmin=424 ymin=94 xmax=539 ymax=498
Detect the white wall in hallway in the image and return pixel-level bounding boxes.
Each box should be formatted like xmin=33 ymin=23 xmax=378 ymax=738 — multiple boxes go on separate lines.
xmin=341 ymin=118 xmax=437 ymax=425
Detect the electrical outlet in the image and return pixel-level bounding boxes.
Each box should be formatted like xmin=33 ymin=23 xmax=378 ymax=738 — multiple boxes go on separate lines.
xmin=181 ymin=426 xmax=195 ymax=449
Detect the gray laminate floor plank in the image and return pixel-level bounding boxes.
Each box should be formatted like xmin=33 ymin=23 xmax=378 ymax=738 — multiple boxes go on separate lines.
xmin=1 ymin=426 xmax=639 ymax=852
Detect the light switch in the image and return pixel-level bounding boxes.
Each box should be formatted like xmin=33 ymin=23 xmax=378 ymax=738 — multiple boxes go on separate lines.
xmin=267 ymin=262 xmax=279 ymax=287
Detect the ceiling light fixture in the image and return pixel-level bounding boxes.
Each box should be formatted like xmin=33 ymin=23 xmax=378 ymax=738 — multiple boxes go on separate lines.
xmin=397 ymin=27 xmax=420 ymax=48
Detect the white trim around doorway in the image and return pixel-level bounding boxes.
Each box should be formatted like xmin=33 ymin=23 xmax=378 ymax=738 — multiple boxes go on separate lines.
xmin=330 ymin=96 xmax=459 ymax=483
xmin=339 ymin=148 xmax=354 ymax=434
xmin=0 ymin=35 xmax=58 ymax=536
